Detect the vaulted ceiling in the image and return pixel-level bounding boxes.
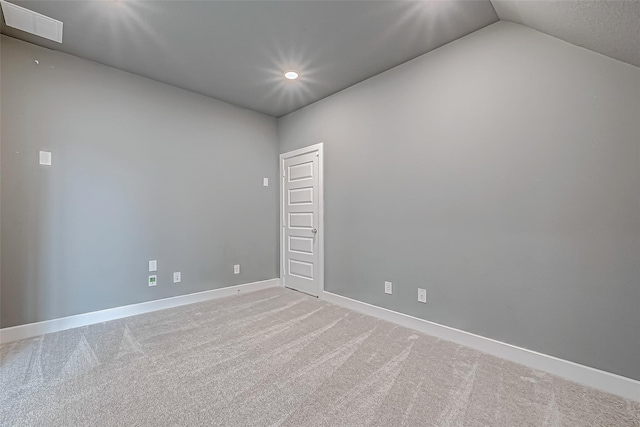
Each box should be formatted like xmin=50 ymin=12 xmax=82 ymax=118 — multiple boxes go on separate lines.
xmin=2 ymin=1 xmax=638 ymax=117
xmin=493 ymin=1 xmax=640 ymax=68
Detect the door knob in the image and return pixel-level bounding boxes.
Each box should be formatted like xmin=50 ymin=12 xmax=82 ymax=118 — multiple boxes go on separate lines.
xmin=312 ymin=228 xmax=318 ymax=234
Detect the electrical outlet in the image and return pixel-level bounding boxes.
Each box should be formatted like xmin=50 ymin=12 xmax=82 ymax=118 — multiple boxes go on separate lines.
xmin=148 ymin=275 xmax=157 ymax=287
xmin=173 ymin=272 xmax=181 ymax=283
xmin=418 ymin=288 xmax=427 ymax=303
xmin=384 ymin=281 xmax=392 ymax=295
xmin=263 ymin=178 xmax=269 ymax=186
xmin=149 ymin=260 xmax=157 ymax=272
xmin=234 ymin=264 xmax=240 ymax=274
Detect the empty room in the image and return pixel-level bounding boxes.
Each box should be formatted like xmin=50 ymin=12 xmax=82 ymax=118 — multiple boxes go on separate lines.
xmin=1 ymin=0 xmax=639 ymax=425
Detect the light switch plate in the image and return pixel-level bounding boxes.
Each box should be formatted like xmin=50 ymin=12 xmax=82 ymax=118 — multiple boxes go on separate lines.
xmin=263 ymin=178 xmax=269 ymax=187
xmin=234 ymin=264 xmax=240 ymax=274
xmin=149 ymin=260 xmax=157 ymax=272
xmin=173 ymin=272 xmax=181 ymax=283
xmin=418 ymin=288 xmax=427 ymax=303
xmin=384 ymin=281 xmax=392 ymax=295
xmin=148 ymin=275 xmax=157 ymax=287
xmin=39 ymin=151 xmax=52 ymax=165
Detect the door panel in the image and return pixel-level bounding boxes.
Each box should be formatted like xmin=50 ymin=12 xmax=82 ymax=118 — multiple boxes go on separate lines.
xmin=288 ymin=162 xmax=314 ymax=181
xmin=289 ymin=236 xmax=314 ymax=254
xmin=288 ymin=259 xmax=314 ymax=279
xmin=282 ymin=150 xmax=321 ymax=296
xmin=288 ymin=187 xmax=314 ymax=204
xmin=288 ymin=212 xmax=313 ymax=228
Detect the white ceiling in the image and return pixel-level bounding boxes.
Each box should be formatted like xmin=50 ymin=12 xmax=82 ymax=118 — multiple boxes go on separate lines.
xmin=1 ymin=1 xmax=638 ymax=117
xmin=492 ymin=0 xmax=640 ymax=68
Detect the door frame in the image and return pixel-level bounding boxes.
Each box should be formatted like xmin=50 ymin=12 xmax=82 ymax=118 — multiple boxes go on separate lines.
xmin=280 ymin=143 xmax=324 ymax=296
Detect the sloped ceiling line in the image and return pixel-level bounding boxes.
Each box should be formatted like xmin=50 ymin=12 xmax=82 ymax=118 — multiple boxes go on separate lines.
xmin=2 ymin=1 xmax=639 ymax=117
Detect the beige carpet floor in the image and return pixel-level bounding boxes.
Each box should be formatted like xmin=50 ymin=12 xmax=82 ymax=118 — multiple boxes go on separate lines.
xmin=1 ymin=287 xmax=638 ymax=426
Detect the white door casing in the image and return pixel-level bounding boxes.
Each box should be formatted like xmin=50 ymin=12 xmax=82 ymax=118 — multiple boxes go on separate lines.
xmin=280 ymin=143 xmax=324 ymax=296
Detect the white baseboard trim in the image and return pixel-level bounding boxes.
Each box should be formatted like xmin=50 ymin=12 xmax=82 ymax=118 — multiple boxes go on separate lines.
xmin=321 ymin=291 xmax=640 ymax=402
xmin=0 ymin=278 xmax=281 ymax=345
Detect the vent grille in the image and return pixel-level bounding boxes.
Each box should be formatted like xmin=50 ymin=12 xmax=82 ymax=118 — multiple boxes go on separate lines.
xmin=1 ymin=1 xmax=63 ymax=43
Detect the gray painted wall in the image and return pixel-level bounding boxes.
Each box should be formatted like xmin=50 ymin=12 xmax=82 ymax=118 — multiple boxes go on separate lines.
xmin=1 ymin=35 xmax=279 ymax=328
xmin=278 ymin=22 xmax=640 ymax=380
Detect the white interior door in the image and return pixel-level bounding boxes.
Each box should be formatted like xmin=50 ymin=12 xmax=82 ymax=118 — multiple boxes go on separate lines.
xmin=281 ymin=144 xmax=323 ymax=296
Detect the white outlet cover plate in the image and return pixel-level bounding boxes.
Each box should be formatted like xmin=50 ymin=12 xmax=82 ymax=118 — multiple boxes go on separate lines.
xmin=173 ymin=272 xmax=181 ymax=283
xmin=234 ymin=264 xmax=240 ymax=274
xmin=418 ymin=288 xmax=427 ymax=303
xmin=39 ymin=151 xmax=52 ymax=165
xmin=148 ymin=275 xmax=157 ymax=287
xmin=263 ymin=178 xmax=269 ymax=186
xmin=384 ymin=281 xmax=392 ymax=294
xmin=149 ymin=260 xmax=157 ymax=272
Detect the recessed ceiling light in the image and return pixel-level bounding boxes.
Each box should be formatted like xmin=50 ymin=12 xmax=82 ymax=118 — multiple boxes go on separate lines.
xmin=284 ymin=70 xmax=299 ymax=80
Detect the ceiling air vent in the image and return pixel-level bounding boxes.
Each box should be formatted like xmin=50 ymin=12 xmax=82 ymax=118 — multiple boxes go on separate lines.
xmin=0 ymin=1 xmax=63 ymax=43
